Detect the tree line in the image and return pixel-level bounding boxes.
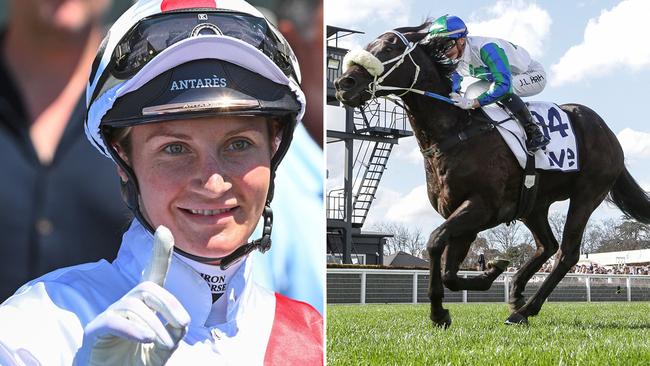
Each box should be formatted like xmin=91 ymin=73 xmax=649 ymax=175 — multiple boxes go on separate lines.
xmin=373 ymin=213 xmax=650 ymax=269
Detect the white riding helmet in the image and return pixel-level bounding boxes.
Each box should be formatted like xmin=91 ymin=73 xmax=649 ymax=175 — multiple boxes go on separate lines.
xmin=85 ymin=0 xmax=306 ymax=267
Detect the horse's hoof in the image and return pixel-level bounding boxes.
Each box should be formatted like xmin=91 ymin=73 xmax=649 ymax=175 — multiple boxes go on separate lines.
xmin=487 ymin=259 xmax=510 ymax=272
xmin=431 ymin=310 xmax=452 ymax=329
xmin=508 ymin=298 xmax=526 ymax=312
xmin=504 ymin=312 xmax=528 ymax=326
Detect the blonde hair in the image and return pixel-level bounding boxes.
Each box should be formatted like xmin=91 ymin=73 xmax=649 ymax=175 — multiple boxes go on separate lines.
xmin=104 ymin=126 xmax=133 ymax=156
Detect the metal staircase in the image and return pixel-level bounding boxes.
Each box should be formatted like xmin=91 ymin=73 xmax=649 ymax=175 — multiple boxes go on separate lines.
xmin=340 ymin=100 xmax=413 ymax=228
xmin=352 ymin=141 xmax=393 ymax=226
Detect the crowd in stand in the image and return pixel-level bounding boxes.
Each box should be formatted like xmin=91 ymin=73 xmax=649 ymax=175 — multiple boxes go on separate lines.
xmin=567 ymin=263 xmax=650 ymax=275
xmin=505 ymin=263 xmax=650 ymax=275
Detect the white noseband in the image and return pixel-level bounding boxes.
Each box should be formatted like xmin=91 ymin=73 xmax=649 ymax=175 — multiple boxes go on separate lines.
xmin=342 ymin=48 xmax=384 ymax=76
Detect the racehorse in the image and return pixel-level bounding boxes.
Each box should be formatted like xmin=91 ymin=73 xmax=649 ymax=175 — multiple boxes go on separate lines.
xmin=334 ymin=22 xmax=650 ymax=328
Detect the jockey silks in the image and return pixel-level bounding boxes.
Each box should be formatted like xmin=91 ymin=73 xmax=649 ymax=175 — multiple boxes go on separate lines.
xmin=175 ymin=251 xmax=245 ymax=325
xmin=0 ymin=220 xmax=323 ymax=365
xmin=452 ymin=36 xmax=545 ymax=105
xmin=176 ymin=250 xmax=244 ymax=304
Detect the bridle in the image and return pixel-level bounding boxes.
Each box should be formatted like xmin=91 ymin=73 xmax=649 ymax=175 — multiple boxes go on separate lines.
xmin=353 ymin=30 xmax=455 ymax=105
xmin=368 ymin=31 xmax=420 ymax=99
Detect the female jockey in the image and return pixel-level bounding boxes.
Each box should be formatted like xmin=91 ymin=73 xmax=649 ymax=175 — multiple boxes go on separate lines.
xmin=0 ymin=0 xmax=323 ymax=365
xmin=427 ymin=14 xmax=550 ymax=152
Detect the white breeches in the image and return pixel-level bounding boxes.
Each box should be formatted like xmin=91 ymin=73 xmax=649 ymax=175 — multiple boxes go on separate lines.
xmin=511 ymin=60 xmax=546 ymax=97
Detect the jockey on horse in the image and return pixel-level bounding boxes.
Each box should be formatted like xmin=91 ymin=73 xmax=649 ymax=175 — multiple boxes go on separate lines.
xmin=426 ymin=14 xmax=550 ymax=152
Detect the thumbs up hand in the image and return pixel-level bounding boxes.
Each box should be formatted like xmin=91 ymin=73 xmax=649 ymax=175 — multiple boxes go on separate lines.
xmin=74 ymin=226 xmax=190 ymax=366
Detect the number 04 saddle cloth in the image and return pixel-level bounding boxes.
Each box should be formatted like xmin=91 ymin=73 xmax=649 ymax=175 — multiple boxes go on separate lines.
xmin=483 ymin=102 xmax=580 ymax=172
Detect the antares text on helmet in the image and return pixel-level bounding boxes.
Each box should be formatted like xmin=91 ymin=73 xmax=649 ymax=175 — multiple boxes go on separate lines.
xmin=170 ymin=76 xmax=228 ymax=91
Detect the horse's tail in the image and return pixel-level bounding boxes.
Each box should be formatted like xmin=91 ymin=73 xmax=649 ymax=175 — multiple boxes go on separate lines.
xmin=608 ymin=168 xmax=650 ymax=224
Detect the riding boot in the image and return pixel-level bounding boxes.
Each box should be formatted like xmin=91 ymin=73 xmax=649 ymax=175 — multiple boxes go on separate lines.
xmin=501 ymin=94 xmax=550 ymax=152
xmin=514 ymin=106 xmax=550 ymax=152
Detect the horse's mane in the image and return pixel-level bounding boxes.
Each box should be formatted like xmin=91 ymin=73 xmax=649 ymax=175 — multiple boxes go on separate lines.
xmin=395 ymin=20 xmax=458 ymax=83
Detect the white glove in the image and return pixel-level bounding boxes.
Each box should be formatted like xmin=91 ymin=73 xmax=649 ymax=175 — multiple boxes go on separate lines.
xmin=450 ymin=92 xmax=477 ymax=110
xmin=74 ymin=226 xmax=190 ymax=366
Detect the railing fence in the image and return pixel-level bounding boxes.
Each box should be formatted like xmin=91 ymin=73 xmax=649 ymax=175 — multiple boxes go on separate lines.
xmin=327 ymin=268 xmax=650 ymax=304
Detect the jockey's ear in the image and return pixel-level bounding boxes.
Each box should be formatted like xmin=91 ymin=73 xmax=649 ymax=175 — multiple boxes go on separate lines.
xmin=456 ymin=37 xmax=467 ymax=56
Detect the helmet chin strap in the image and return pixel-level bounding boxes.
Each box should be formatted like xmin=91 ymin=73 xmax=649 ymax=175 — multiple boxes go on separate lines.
xmin=134 ymin=194 xmax=273 ymax=270
xmin=172 ymin=204 xmax=273 ymax=270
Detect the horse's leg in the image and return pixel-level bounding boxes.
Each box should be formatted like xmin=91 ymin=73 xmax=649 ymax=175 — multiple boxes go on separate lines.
xmin=509 ymin=206 xmax=559 ymax=312
xmin=442 ymin=235 xmax=508 ymax=291
xmin=427 ymin=198 xmax=490 ymax=328
xmin=427 ymin=230 xmax=448 ymax=328
xmin=506 ymin=194 xmax=604 ymax=324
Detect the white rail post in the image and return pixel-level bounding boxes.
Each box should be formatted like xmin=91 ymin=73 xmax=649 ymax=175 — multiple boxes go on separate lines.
xmin=360 ymin=271 xmax=366 ymax=305
xmin=462 ymin=274 xmax=468 ymax=303
xmin=504 ymin=274 xmax=510 ymax=303
xmin=626 ymin=277 xmax=631 ymax=302
xmin=586 ymin=276 xmax=591 ymax=302
xmin=412 ymin=273 xmax=418 ymax=304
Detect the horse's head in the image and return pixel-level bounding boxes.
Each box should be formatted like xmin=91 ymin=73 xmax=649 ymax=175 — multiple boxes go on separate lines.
xmin=335 ymin=22 xmax=457 ymax=108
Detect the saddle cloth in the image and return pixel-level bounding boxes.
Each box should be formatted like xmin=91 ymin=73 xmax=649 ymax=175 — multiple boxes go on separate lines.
xmin=481 ymin=102 xmax=580 ymax=172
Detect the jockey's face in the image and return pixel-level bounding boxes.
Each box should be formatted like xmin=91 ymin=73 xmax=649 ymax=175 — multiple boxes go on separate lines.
xmin=445 ymin=37 xmax=466 ymax=60
xmin=119 ymin=116 xmax=275 ymax=262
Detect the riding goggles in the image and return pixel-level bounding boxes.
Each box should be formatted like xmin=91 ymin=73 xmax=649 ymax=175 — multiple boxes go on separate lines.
xmin=90 ymin=11 xmax=299 ymax=104
xmin=442 ymin=38 xmax=457 ymax=53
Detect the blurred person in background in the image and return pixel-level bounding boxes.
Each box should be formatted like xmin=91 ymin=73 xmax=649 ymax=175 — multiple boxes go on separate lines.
xmin=273 ymin=0 xmax=323 ymax=147
xmin=249 ymin=0 xmax=324 ymax=314
xmin=0 ymin=0 xmax=131 ymax=301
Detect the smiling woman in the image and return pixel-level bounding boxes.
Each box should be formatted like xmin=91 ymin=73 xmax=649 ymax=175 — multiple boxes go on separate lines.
xmin=0 ymin=0 xmax=323 ymax=365
xmin=122 ymin=117 xmax=274 ymax=260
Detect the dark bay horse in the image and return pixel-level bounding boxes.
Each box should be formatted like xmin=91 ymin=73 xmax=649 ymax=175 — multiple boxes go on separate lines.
xmin=334 ymin=22 xmax=650 ymax=328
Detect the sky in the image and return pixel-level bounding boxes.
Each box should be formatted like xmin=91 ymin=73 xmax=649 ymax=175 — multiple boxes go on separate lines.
xmin=325 ymin=0 xmax=650 ymax=236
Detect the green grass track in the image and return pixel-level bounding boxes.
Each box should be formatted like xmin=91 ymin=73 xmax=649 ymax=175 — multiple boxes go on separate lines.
xmin=327 ymin=302 xmax=650 ymax=366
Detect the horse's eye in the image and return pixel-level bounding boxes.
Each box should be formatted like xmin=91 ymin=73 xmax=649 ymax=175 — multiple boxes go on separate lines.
xmin=385 ymin=46 xmax=393 ymax=53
